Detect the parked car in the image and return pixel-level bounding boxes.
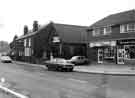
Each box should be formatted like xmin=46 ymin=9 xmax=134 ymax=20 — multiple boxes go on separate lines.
xmin=0 ymin=56 xmax=12 ymax=63
xmin=68 ymin=56 xmax=89 ymax=65
xmin=44 ymin=58 xmax=74 ymax=71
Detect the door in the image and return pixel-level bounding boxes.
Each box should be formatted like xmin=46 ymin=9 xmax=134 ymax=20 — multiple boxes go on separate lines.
xmin=98 ymin=48 xmax=103 ymax=63
xmin=117 ymin=46 xmax=125 ymax=64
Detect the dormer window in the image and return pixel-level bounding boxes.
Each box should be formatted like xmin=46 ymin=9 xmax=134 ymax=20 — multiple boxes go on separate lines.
xmin=120 ymin=23 xmax=135 ymax=33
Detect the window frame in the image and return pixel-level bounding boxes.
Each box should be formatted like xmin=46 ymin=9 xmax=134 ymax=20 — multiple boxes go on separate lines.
xmin=120 ymin=23 xmax=135 ymax=33
xmin=125 ymin=45 xmax=135 ymax=60
xmin=104 ymin=46 xmax=115 ymax=59
xmin=92 ymin=26 xmax=112 ymax=36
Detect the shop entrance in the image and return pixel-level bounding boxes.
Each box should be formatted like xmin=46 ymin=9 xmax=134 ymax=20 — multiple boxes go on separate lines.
xmin=98 ymin=48 xmax=103 ymax=63
xmin=117 ymin=46 xmax=125 ymax=64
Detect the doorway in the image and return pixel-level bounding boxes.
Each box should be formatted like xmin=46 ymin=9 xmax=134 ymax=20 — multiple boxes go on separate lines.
xmin=98 ymin=48 xmax=103 ymax=63
xmin=117 ymin=46 xmax=125 ymax=64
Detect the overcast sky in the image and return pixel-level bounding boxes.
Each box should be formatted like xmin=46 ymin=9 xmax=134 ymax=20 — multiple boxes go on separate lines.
xmin=0 ymin=0 xmax=134 ymax=43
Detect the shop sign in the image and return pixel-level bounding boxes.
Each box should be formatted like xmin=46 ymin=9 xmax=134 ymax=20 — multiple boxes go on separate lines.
xmin=117 ymin=39 xmax=135 ymax=45
xmin=52 ymin=36 xmax=60 ymax=43
xmin=89 ymin=41 xmax=116 ymax=47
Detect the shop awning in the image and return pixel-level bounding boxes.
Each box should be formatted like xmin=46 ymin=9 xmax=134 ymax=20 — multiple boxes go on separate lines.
xmin=89 ymin=41 xmax=116 ymax=47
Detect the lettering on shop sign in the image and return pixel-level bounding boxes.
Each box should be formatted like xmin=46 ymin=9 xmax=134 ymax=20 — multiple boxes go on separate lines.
xmin=117 ymin=39 xmax=135 ymax=45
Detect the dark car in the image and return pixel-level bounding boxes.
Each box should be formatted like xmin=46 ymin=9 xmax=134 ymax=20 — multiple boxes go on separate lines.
xmin=44 ymin=58 xmax=74 ymax=71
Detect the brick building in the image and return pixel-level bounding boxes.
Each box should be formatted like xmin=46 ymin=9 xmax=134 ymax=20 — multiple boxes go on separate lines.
xmin=87 ymin=10 xmax=135 ymax=64
xmin=10 ymin=22 xmax=88 ymax=63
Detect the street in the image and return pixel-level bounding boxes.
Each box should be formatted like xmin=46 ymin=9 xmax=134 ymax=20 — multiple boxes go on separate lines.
xmin=0 ymin=62 xmax=134 ymax=98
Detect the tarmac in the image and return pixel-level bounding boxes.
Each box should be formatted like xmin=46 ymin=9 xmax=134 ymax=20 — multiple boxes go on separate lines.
xmin=13 ymin=61 xmax=135 ymax=76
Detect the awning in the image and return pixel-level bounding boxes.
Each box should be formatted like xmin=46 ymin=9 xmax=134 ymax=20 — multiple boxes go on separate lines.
xmin=89 ymin=41 xmax=116 ymax=47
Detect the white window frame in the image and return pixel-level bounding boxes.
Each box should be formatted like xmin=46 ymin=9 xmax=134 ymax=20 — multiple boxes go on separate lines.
xmin=92 ymin=26 xmax=111 ymax=36
xmin=120 ymin=23 xmax=135 ymax=33
xmin=104 ymin=27 xmax=111 ymax=35
xmin=127 ymin=23 xmax=135 ymax=32
xmin=92 ymin=28 xmax=102 ymax=36
xmin=28 ymin=38 xmax=31 ymax=47
xmin=24 ymin=39 xmax=27 ymax=47
xmin=120 ymin=24 xmax=126 ymax=33
xmin=125 ymin=45 xmax=135 ymax=60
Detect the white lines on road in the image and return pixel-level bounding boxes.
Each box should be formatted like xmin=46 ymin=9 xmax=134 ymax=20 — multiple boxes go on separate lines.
xmin=67 ymin=78 xmax=88 ymax=84
xmin=0 ymin=84 xmax=29 ymax=98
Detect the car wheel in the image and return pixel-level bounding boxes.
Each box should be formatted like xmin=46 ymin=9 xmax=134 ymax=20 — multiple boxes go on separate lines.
xmin=68 ymin=68 xmax=73 ymax=72
xmin=47 ymin=66 xmax=51 ymax=71
xmin=57 ymin=67 xmax=62 ymax=71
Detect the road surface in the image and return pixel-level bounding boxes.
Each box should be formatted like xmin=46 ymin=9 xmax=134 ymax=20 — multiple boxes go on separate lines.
xmin=0 ymin=62 xmax=134 ymax=98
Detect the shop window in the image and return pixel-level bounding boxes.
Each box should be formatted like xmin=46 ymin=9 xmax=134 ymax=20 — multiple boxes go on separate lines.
xmin=104 ymin=47 xmax=115 ymax=58
xmin=125 ymin=45 xmax=135 ymax=59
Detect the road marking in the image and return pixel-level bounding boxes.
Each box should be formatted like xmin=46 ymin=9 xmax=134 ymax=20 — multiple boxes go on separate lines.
xmin=0 ymin=84 xmax=29 ymax=98
xmin=67 ymin=78 xmax=88 ymax=83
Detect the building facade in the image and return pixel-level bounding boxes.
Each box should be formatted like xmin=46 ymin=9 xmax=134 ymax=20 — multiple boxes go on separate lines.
xmin=10 ymin=22 xmax=88 ymax=63
xmin=87 ymin=10 xmax=135 ymax=65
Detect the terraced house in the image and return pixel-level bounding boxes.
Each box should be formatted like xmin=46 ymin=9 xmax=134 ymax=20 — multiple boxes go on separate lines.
xmin=10 ymin=21 xmax=88 ymax=63
xmin=87 ymin=10 xmax=135 ymax=65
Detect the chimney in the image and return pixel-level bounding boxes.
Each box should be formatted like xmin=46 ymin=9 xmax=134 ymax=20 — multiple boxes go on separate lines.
xmin=24 ymin=25 xmax=28 ymax=35
xmin=33 ymin=20 xmax=38 ymax=32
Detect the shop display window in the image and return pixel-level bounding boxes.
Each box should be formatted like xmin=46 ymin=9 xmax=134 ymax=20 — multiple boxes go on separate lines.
xmin=125 ymin=45 xmax=135 ymax=59
xmin=104 ymin=47 xmax=115 ymax=58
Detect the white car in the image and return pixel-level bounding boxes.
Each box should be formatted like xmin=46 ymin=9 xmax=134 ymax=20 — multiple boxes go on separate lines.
xmin=44 ymin=58 xmax=74 ymax=71
xmin=68 ymin=56 xmax=89 ymax=65
xmin=0 ymin=56 xmax=12 ymax=63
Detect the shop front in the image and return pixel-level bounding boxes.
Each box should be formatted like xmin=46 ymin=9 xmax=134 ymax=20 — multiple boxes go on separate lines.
xmin=89 ymin=41 xmax=116 ymax=64
xmin=117 ymin=39 xmax=135 ymax=65
xmin=89 ymin=39 xmax=135 ymax=65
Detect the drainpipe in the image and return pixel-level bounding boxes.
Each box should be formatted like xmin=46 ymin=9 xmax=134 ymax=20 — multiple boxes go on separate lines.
xmin=59 ymin=43 xmax=62 ymax=56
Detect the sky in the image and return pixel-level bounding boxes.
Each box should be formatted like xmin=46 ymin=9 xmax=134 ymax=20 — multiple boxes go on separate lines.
xmin=0 ymin=0 xmax=134 ymax=43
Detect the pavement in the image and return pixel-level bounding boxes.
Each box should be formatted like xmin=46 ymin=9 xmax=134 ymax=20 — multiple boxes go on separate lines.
xmin=13 ymin=61 xmax=135 ymax=75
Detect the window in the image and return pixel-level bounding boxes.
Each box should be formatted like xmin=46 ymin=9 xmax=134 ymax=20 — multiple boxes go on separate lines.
xmin=125 ymin=45 xmax=135 ymax=59
xmin=104 ymin=47 xmax=115 ymax=58
xmin=28 ymin=38 xmax=31 ymax=47
xmin=24 ymin=39 xmax=27 ymax=47
xmin=104 ymin=27 xmax=111 ymax=35
xmin=120 ymin=23 xmax=135 ymax=33
xmin=92 ymin=26 xmax=111 ymax=36
xmin=127 ymin=23 xmax=135 ymax=32
xmin=120 ymin=24 xmax=127 ymax=33
xmin=92 ymin=28 xmax=100 ymax=36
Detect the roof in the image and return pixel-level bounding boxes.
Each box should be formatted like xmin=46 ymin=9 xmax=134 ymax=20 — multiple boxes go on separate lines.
xmin=16 ymin=22 xmax=88 ymax=43
xmin=53 ymin=23 xmax=88 ymax=43
xmin=90 ymin=10 xmax=135 ymax=29
xmin=16 ymin=23 xmax=49 ymax=40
